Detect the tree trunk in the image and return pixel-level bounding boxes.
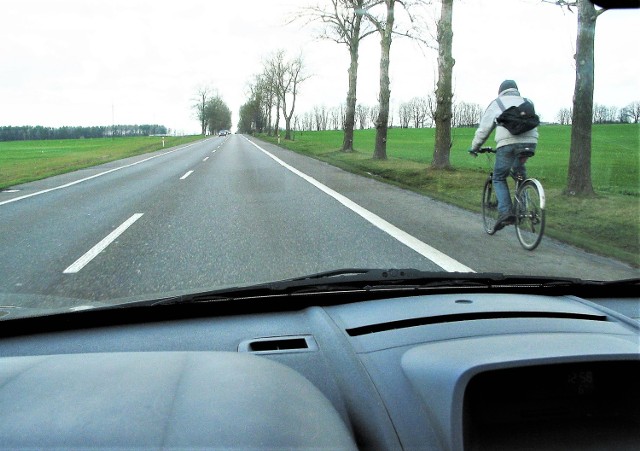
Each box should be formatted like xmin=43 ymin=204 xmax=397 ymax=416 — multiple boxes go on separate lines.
xmin=273 ymin=96 xmax=281 ymax=138
xmin=342 ymin=43 xmax=360 ymax=152
xmin=200 ymin=93 xmax=207 ymax=135
xmin=373 ymin=0 xmax=394 ymax=160
xmin=566 ymin=0 xmax=597 ymax=196
xmin=432 ymin=0 xmax=454 ymax=170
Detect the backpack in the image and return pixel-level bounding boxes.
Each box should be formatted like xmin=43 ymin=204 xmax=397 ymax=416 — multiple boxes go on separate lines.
xmin=495 ymin=97 xmax=540 ymax=135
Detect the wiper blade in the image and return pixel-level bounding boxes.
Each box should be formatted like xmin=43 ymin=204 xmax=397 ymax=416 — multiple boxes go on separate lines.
xmin=148 ymin=270 xmax=639 ymax=307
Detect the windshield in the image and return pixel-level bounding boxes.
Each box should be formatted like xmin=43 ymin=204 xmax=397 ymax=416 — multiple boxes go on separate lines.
xmin=1 ymin=0 xmax=638 ymax=315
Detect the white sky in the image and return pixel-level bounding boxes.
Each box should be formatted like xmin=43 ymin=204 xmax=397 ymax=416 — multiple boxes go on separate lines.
xmin=1 ymin=0 xmax=638 ymax=135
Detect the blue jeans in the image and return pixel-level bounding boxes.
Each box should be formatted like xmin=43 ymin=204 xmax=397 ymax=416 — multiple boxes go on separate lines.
xmin=493 ymin=143 xmax=537 ymax=215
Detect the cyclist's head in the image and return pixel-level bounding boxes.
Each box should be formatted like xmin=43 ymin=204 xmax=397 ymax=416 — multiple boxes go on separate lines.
xmin=498 ymin=80 xmax=518 ymax=95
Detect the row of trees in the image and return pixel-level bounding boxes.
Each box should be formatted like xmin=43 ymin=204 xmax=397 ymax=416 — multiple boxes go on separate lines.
xmin=0 ymin=124 xmax=169 ymax=142
xmin=292 ymin=98 xmax=484 ymax=132
xmin=557 ymin=101 xmax=640 ymax=125
xmin=238 ymin=0 xmax=625 ymax=196
xmin=238 ymin=50 xmax=308 ymax=139
xmin=295 ymin=98 xmax=638 ymax=131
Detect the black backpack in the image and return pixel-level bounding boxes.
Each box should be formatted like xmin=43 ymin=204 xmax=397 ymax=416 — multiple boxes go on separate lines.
xmin=495 ymin=97 xmax=540 ymax=135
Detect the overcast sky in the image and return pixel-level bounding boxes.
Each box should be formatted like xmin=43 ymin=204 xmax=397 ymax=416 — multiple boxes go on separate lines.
xmin=1 ymin=0 xmax=638 ymax=134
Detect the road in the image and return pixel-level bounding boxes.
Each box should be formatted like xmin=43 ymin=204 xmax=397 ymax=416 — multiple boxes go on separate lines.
xmin=1 ymin=134 xmax=637 ymax=307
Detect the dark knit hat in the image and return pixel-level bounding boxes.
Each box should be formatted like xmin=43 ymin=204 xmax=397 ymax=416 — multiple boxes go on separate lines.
xmin=498 ymin=80 xmax=518 ymax=94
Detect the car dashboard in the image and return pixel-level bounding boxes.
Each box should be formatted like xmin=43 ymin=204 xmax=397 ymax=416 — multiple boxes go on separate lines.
xmin=0 ymin=291 xmax=638 ymax=450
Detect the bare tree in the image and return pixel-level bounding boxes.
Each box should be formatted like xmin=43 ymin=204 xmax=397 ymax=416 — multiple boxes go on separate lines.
xmin=623 ymin=101 xmax=640 ymax=123
xmin=369 ymin=104 xmax=380 ymax=129
xmin=299 ymin=1 xmax=379 ymax=151
xmin=409 ymin=96 xmax=428 ymax=128
xmin=193 ymin=86 xmax=212 ymax=135
xmin=355 ymin=104 xmax=368 ymax=129
xmin=399 ymin=101 xmax=412 ymax=128
xmin=556 ymin=107 xmax=572 ymax=125
xmin=275 ymin=54 xmax=308 ymax=140
xmin=453 ymin=101 xmax=481 ymax=127
xmin=329 ymin=105 xmax=343 ymax=130
xmin=267 ymin=55 xmax=284 ymax=137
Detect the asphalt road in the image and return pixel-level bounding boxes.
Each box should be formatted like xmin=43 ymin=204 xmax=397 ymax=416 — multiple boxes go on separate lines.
xmin=1 ymin=134 xmax=637 ymax=307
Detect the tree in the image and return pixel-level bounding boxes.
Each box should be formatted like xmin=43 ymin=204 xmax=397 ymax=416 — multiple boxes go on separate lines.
xmin=398 ymin=101 xmax=412 ymax=128
xmin=551 ymin=0 xmax=606 ymax=196
xmin=280 ymin=55 xmax=308 ymax=140
xmin=369 ymin=0 xmax=396 ymax=159
xmin=261 ymin=50 xmax=309 ymax=141
xmin=193 ymin=86 xmax=212 ymax=135
xmin=356 ymin=104 xmax=369 ymax=129
xmin=557 ymin=107 xmax=573 ymax=125
xmin=204 ymin=96 xmax=232 ymax=134
xmin=623 ymin=101 xmax=640 ymax=123
xmin=432 ymin=0 xmax=454 ymax=169
xmin=300 ymin=1 xmax=379 ymax=151
xmin=409 ymin=97 xmax=429 ymax=128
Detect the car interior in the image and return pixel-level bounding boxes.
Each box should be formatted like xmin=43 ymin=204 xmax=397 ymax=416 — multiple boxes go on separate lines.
xmin=1 ymin=285 xmax=638 ymax=450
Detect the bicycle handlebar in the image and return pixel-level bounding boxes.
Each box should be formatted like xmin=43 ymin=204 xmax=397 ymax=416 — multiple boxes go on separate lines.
xmin=469 ymin=147 xmax=494 ymax=157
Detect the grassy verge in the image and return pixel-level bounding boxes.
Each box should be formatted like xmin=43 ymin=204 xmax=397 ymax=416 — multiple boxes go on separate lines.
xmin=0 ymin=135 xmax=204 ymax=189
xmin=258 ymin=125 xmax=639 ymax=267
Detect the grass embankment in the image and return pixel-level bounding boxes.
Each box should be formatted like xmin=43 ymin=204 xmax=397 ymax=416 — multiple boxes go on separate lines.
xmin=259 ymin=125 xmax=639 ymax=266
xmin=0 ymin=135 xmax=203 ymax=189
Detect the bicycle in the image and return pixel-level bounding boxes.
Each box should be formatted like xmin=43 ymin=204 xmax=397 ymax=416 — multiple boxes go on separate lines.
xmin=471 ymin=147 xmax=546 ymax=250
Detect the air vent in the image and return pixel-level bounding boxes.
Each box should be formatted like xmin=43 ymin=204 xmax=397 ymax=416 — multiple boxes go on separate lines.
xmin=238 ymin=335 xmax=318 ymax=354
xmin=346 ymin=311 xmax=608 ymax=336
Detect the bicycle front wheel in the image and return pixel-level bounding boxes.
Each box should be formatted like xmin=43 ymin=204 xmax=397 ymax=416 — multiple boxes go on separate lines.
xmin=515 ymin=180 xmax=545 ymax=250
xmin=482 ymin=177 xmax=499 ymax=235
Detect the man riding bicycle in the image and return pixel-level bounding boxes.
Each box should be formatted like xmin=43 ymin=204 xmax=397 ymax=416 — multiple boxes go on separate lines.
xmin=469 ymin=80 xmax=539 ymax=231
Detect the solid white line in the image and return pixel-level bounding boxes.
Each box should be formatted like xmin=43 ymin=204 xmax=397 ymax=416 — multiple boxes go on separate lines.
xmin=63 ymin=213 xmax=144 ymax=274
xmin=0 ymin=141 xmax=202 ymax=207
xmin=180 ymin=170 xmax=194 ymax=180
xmin=244 ymin=138 xmax=474 ymax=273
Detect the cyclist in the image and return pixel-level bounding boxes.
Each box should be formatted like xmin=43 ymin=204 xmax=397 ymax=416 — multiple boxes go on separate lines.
xmin=469 ymin=80 xmax=538 ymax=231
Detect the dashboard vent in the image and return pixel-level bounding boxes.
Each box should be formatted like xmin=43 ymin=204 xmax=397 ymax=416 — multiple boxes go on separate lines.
xmin=346 ymin=311 xmax=607 ymax=336
xmin=238 ymin=335 xmax=318 ymax=354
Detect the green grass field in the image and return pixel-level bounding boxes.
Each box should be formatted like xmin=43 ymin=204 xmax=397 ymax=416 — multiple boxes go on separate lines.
xmin=0 ymin=135 xmax=203 ymax=189
xmin=263 ymin=124 xmax=640 ymax=266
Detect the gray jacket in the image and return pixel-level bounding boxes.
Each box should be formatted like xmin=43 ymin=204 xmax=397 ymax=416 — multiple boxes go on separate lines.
xmin=471 ymin=88 xmax=538 ymax=151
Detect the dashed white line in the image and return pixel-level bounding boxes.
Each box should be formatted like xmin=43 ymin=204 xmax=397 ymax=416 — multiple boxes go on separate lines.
xmin=63 ymin=213 xmax=144 ymax=274
xmin=203 ymin=157 xmax=209 ymax=162
xmin=244 ymin=137 xmax=474 ymax=273
xmin=180 ymin=170 xmax=194 ymax=180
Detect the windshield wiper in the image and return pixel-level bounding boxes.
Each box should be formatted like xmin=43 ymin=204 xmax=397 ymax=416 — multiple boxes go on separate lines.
xmin=148 ymin=269 xmax=638 ymax=307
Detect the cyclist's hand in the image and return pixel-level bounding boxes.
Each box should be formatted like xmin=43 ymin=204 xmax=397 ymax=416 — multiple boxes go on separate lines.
xmin=468 ymin=148 xmax=478 ymax=157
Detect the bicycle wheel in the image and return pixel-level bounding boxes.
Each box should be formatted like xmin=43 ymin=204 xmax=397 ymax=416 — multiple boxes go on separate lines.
xmin=482 ymin=177 xmax=499 ymax=235
xmin=515 ymin=180 xmax=545 ymax=250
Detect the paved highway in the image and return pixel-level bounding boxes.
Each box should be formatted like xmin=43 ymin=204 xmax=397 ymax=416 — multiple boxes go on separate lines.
xmin=1 ymin=134 xmax=637 ymax=307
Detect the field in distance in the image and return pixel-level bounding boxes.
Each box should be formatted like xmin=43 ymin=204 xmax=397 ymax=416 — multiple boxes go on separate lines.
xmin=0 ymin=135 xmax=204 ymax=189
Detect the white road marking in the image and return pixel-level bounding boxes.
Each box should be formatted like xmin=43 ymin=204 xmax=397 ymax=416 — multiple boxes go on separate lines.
xmin=180 ymin=170 xmax=194 ymax=180
xmin=0 ymin=141 xmax=203 ymax=207
xmin=63 ymin=213 xmax=144 ymax=274
xmin=203 ymin=157 xmax=209 ymax=162
xmin=245 ymin=138 xmax=474 ymax=273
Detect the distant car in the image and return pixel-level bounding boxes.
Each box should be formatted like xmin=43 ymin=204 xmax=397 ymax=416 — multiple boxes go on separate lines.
xmin=218 ymin=130 xmax=229 ymax=136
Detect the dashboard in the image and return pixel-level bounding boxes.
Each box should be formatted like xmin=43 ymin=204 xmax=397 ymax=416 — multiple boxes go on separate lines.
xmin=0 ymin=292 xmax=638 ymax=450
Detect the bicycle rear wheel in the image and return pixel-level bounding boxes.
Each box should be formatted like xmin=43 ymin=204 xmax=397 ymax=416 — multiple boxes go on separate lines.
xmin=482 ymin=177 xmax=499 ymax=235
xmin=515 ymin=180 xmax=545 ymax=250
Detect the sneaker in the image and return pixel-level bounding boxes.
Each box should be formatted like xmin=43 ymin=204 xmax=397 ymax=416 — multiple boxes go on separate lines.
xmin=494 ymin=213 xmax=515 ymax=232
